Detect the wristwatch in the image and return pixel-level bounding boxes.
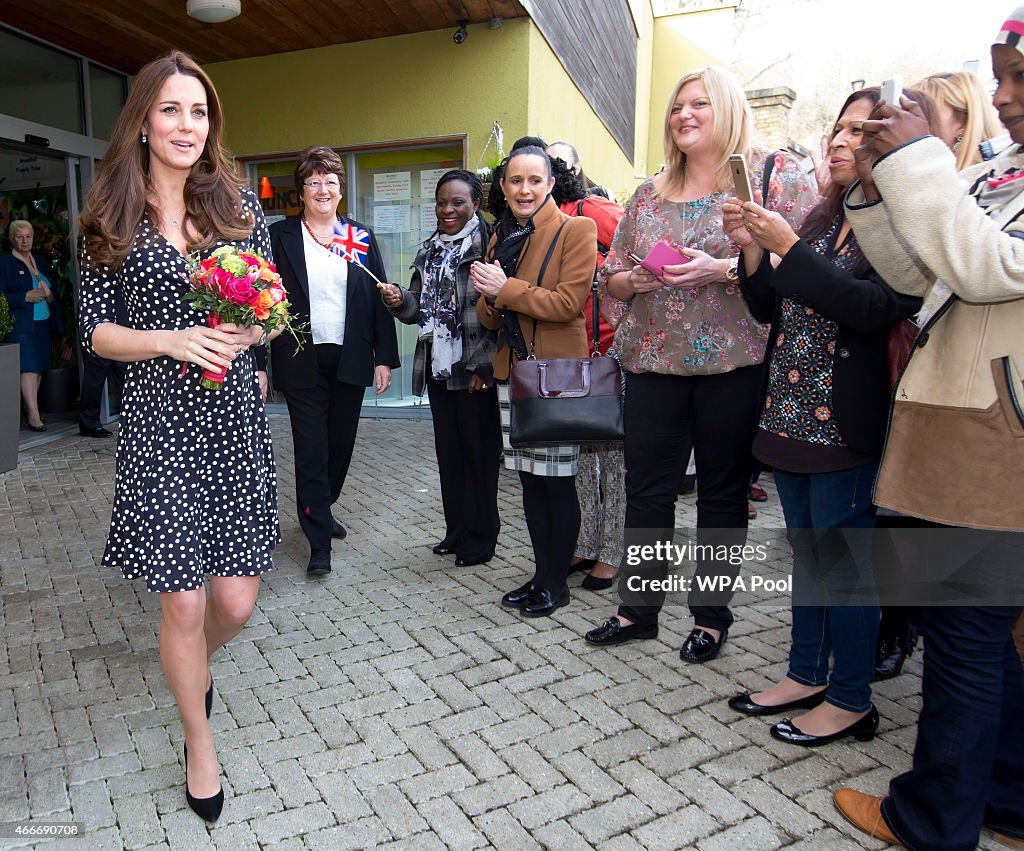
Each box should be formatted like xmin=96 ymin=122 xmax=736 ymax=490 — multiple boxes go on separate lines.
xmin=257 ymin=328 xmax=268 ymax=347
xmin=725 ymin=258 xmax=740 ymax=283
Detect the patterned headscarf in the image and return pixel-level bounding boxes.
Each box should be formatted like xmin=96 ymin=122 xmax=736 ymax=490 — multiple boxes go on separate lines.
xmin=996 ymin=6 xmax=1024 ymax=56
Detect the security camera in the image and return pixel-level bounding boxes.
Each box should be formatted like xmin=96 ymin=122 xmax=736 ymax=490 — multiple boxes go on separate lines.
xmin=453 ymin=20 xmax=468 ymax=44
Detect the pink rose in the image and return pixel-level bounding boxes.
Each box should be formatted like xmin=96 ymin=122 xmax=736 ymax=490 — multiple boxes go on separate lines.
xmin=226 ymin=276 xmax=254 ymax=305
xmin=267 ymin=286 xmax=286 ymax=305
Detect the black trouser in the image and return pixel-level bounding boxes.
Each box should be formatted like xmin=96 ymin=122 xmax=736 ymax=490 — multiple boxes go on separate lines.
xmin=618 ymin=367 xmax=764 ymax=631
xmin=519 ymin=471 xmax=580 ymax=595
xmin=283 ymin=344 xmax=364 ymax=553
xmin=78 ymin=350 xmax=127 ymax=429
xmin=427 ymin=378 xmax=501 ymax=562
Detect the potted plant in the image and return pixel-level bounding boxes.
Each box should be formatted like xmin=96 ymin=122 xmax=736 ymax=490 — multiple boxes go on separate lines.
xmin=0 ymin=292 xmax=20 ymax=473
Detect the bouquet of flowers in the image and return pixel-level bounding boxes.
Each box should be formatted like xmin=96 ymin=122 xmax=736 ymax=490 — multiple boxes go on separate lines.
xmin=182 ymin=245 xmax=300 ymax=390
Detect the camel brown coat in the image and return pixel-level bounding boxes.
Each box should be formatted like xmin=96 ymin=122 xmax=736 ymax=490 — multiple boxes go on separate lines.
xmin=477 ymin=196 xmax=598 ymax=380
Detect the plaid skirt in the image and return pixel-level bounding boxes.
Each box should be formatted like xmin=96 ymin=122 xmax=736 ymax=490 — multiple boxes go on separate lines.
xmin=498 ymin=383 xmax=579 ymax=477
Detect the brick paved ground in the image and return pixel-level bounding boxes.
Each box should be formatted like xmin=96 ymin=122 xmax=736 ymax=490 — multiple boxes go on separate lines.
xmin=0 ymin=415 xmax=1003 ymax=849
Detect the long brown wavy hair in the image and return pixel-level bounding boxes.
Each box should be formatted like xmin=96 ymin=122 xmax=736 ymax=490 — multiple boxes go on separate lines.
xmin=79 ymin=50 xmax=250 ymax=272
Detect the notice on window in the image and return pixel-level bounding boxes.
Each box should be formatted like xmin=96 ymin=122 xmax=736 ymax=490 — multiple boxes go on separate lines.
xmin=419 ymin=168 xmax=450 ymax=199
xmin=420 ymin=204 xmax=438 ymax=235
xmin=373 ymin=171 xmax=411 ymax=202
xmin=374 ymin=204 xmax=411 ymax=234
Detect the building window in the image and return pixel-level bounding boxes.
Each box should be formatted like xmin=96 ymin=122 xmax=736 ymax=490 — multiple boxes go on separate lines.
xmin=0 ymin=28 xmax=84 ymax=134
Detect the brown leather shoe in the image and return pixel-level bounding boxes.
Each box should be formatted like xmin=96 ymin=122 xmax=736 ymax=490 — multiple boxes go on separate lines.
xmin=987 ymin=827 xmax=1024 ymax=850
xmin=833 ymin=788 xmax=899 ymax=844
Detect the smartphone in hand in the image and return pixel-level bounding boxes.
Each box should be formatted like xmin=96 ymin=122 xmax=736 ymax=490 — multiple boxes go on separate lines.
xmin=728 ymin=154 xmax=753 ymax=203
xmin=880 ymin=76 xmax=902 ymax=107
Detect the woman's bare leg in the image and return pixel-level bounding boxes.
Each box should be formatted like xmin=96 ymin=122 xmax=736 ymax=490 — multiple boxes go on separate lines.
xmin=159 ymin=589 xmax=220 ymax=798
xmin=21 ymin=372 xmax=43 ymax=427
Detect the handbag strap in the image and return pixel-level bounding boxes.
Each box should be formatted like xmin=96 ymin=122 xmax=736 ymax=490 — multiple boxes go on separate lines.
xmin=527 ymin=219 xmax=570 ymax=358
xmin=591 ymin=281 xmax=600 ymax=357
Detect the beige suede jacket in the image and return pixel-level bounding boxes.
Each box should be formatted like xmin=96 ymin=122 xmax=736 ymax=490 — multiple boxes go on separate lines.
xmin=845 ymin=135 xmax=1024 ymax=530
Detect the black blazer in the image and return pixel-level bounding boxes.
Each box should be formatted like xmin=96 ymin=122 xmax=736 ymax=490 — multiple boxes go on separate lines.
xmin=268 ymin=215 xmax=400 ymax=391
xmin=740 ymin=236 xmax=921 ymax=456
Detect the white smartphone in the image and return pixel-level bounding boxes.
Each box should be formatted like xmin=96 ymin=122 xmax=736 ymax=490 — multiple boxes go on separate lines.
xmin=728 ymin=154 xmax=753 ymax=203
xmin=880 ymin=76 xmax=902 ymax=107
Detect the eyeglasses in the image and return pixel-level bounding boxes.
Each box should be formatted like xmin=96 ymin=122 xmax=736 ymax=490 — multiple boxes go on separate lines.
xmin=304 ymin=180 xmax=340 ymax=191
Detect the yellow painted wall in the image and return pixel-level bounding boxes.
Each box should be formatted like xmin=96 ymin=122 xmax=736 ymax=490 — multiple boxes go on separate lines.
xmin=648 ymin=9 xmax=732 ymax=175
xmin=205 ymin=20 xmax=532 ymax=171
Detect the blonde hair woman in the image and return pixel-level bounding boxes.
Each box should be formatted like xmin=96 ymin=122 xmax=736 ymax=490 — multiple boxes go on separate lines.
xmin=583 ymin=66 xmax=818 ymax=658
xmin=915 ymin=71 xmax=1002 ymax=170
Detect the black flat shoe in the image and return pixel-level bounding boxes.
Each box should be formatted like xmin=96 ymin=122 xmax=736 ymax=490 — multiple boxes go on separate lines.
xmin=79 ymin=425 xmax=112 ymax=438
xmin=432 ymin=541 xmax=456 ymax=556
xmin=501 ymin=581 xmax=536 ymax=608
xmin=770 ymin=705 xmax=879 ymax=747
xmin=584 ymin=617 xmax=658 ymax=646
xmin=184 ymin=744 xmax=224 ymax=823
xmin=581 ymin=573 xmax=615 ymax=591
xmin=330 ymin=517 xmax=347 ymax=539
xmin=569 ymin=558 xmax=596 ymax=575
xmin=521 ymin=587 xmax=570 ymax=618
xmin=26 ymin=423 xmax=46 ymax=433
xmin=680 ymin=627 xmax=727 ymax=663
xmin=205 ymin=676 xmax=214 ymax=720
xmin=455 ymin=554 xmax=492 ymax=567
xmin=307 ymin=550 xmax=331 ymax=576
xmin=727 ymin=688 xmax=827 ymax=716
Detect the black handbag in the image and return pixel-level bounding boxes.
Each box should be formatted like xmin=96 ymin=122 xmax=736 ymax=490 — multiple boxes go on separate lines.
xmin=508 ymin=223 xmax=624 ymax=447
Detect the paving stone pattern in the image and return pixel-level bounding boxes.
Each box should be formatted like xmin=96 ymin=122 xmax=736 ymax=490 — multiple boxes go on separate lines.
xmin=0 ymin=415 xmax=996 ymax=849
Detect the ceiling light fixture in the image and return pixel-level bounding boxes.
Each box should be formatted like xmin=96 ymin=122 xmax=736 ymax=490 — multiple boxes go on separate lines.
xmin=187 ymin=0 xmax=241 ymax=24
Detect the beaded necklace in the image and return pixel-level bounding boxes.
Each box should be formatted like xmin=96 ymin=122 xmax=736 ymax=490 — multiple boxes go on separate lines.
xmin=301 ymin=215 xmax=336 ymax=249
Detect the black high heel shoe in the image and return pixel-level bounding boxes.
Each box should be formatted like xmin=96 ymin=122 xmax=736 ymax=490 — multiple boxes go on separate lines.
xmin=205 ymin=676 xmax=214 ymax=720
xmin=183 ymin=744 xmax=224 ymax=822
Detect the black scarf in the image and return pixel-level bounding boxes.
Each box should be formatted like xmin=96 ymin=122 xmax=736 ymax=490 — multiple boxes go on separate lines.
xmin=489 ymin=207 xmax=535 ymax=361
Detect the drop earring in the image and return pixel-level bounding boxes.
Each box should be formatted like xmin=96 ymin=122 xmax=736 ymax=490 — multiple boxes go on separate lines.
xmin=953 ymin=130 xmax=964 ymax=153
xmin=141 ymin=131 xmax=148 ymax=144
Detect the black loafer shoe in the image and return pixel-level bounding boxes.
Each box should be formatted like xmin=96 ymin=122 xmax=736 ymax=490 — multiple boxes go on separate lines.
xmin=432 ymin=541 xmax=456 ymax=555
xmin=26 ymin=422 xmax=47 ymax=433
xmin=584 ymin=617 xmax=658 ymax=645
xmin=680 ymin=627 xmax=727 ymax=663
xmin=307 ymin=550 xmax=332 ymax=576
xmin=569 ymin=558 xmax=596 ymax=575
xmin=330 ymin=518 xmax=347 ymax=539
xmin=501 ymin=581 xmax=535 ymax=608
xmin=521 ymin=587 xmax=570 ymax=618
xmin=581 ymin=573 xmax=615 ymax=591
xmin=455 ymin=554 xmax=493 ymax=567
xmin=727 ymin=688 xmax=827 ymax=716
xmin=770 ymin=705 xmax=879 ymax=747
xmin=80 ymin=425 xmax=113 ymax=438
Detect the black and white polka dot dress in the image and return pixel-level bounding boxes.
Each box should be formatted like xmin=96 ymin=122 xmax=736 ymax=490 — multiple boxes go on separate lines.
xmin=79 ymin=190 xmax=279 ymax=592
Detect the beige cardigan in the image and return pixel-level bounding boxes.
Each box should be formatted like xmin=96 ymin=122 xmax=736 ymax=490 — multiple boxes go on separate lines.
xmin=846 ymin=136 xmax=1024 ymax=530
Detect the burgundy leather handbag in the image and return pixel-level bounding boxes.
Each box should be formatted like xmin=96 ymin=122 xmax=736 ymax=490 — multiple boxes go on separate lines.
xmin=508 ymin=221 xmax=624 ymax=447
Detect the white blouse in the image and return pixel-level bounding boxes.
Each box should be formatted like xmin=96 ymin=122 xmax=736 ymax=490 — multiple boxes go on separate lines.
xmin=301 ymin=225 xmax=348 ymax=345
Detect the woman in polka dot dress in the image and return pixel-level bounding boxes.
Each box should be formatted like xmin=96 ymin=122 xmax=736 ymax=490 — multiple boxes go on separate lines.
xmin=77 ymin=50 xmax=281 ymax=823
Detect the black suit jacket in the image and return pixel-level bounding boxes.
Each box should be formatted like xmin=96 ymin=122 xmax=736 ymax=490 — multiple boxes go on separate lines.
xmin=268 ymin=215 xmax=400 ymax=391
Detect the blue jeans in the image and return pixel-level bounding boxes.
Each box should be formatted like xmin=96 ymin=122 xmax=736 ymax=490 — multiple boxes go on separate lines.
xmin=773 ymin=463 xmax=880 ymax=713
xmin=882 ymin=605 xmax=1024 ymax=851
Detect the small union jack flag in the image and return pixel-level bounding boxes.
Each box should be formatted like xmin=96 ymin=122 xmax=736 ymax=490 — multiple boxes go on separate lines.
xmin=331 ymin=222 xmax=371 ymax=266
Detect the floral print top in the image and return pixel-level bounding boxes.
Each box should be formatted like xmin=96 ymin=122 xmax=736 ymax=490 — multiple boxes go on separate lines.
xmin=600 ymin=149 xmax=818 ymax=375
xmin=760 ymin=216 xmax=859 ymax=446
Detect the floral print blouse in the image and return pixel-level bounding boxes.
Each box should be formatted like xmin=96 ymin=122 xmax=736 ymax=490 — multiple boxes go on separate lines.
xmin=760 ymin=217 xmax=859 ymax=446
xmin=600 ymin=149 xmax=818 ymax=376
